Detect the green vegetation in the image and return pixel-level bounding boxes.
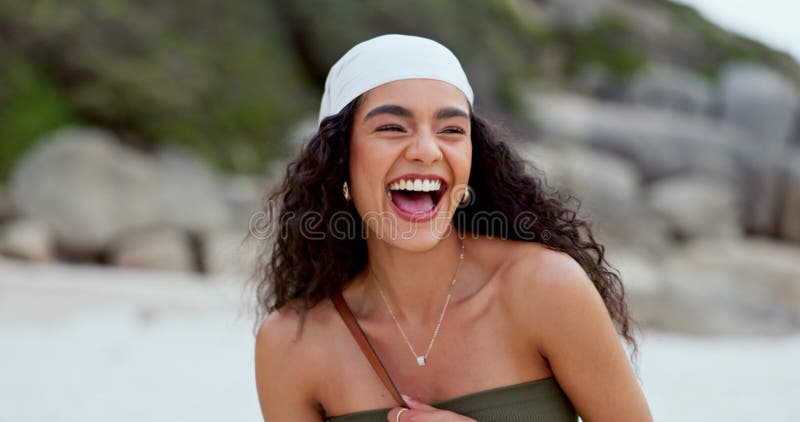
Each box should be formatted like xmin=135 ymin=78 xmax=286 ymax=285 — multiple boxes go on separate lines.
xmin=0 ymin=0 xmax=796 ymax=180
xmin=0 ymin=0 xmax=316 ymax=177
xmin=558 ymin=13 xmax=647 ymax=81
xmin=0 ymin=56 xmax=77 ymax=181
xmin=659 ymin=0 xmax=800 ymax=83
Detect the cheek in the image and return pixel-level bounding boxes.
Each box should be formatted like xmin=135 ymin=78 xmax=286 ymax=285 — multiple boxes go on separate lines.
xmin=452 ymin=144 xmax=472 ymax=178
xmin=348 ymin=137 xmax=373 ymax=180
xmin=349 ymin=143 xmax=388 ymax=200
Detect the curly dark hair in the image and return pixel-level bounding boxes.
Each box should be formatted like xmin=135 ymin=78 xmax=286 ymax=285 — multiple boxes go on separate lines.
xmin=250 ymin=94 xmax=640 ymax=363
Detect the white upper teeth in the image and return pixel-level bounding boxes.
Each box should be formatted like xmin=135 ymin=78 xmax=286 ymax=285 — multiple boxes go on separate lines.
xmin=388 ymin=178 xmax=442 ymax=192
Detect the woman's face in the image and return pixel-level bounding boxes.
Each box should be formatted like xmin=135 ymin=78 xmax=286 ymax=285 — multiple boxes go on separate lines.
xmin=349 ymin=78 xmax=472 ymax=251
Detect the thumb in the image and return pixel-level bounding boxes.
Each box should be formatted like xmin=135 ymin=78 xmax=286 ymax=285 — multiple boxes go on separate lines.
xmin=402 ymin=394 xmax=437 ymax=411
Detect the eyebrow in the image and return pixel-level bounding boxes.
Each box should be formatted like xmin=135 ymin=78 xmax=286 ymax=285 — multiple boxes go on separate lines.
xmin=362 ymin=104 xmax=470 ymax=123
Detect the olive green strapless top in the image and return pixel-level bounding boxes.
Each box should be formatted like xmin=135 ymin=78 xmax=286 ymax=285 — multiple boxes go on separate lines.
xmin=326 ymin=376 xmax=577 ymax=422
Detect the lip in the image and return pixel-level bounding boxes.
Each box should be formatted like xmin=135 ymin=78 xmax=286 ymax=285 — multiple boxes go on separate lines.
xmin=385 ymin=173 xmax=449 ymax=223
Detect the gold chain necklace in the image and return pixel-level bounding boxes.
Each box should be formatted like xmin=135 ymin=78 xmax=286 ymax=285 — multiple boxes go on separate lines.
xmin=369 ymin=236 xmax=465 ymax=367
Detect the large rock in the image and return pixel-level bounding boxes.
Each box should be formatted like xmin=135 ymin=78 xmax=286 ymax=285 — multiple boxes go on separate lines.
xmin=525 ymin=89 xmax=800 ymax=241
xmin=519 ymin=142 xmax=669 ymax=257
xmin=791 ymin=111 xmax=800 ymax=148
xmin=607 ymin=250 xmax=664 ymax=327
xmin=199 ymin=229 xmax=259 ymax=276
xmin=732 ymin=148 xmax=797 ymax=237
xmin=623 ymin=62 xmax=713 ymax=115
xmin=155 ymin=148 xmax=232 ymax=233
xmin=0 ymin=219 xmax=55 ymax=261
xmin=223 ymin=174 xmax=268 ymax=231
xmin=9 ymin=127 xmax=242 ymax=258
xmin=655 ymin=238 xmax=800 ymax=335
xmin=109 ymin=226 xmax=195 ymax=272
xmin=10 ymin=127 xmax=159 ymax=255
xmin=525 ymin=90 xmax=747 ymax=182
xmin=780 ymin=153 xmax=800 ymax=242
xmin=719 ymin=62 xmax=799 ymax=149
xmin=647 ymin=175 xmax=742 ymax=240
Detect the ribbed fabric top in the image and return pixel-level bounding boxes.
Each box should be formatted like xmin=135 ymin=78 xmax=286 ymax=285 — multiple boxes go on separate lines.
xmin=326 ymin=376 xmax=578 ymax=422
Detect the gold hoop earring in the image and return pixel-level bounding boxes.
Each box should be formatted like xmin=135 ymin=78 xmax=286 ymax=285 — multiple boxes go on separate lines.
xmin=343 ymin=181 xmax=351 ymax=201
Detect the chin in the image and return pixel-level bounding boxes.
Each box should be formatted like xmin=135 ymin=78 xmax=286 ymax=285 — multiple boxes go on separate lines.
xmin=385 ymin=220 xmax=456 ymax=252
xmin=386 ymin=235 xmax=440 ymax=253
xmin=358 ymin=194 xmax=458 ymax=248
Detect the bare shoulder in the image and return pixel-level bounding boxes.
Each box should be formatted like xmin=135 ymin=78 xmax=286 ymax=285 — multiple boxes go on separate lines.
xmin=495 ymin=239 xmax=592 ymax=307
xmin=255 ymin=299 xmax=333 ymax=421
xmin=493 ymin=239 xmax=653 ymax=421
xmin=492 ymin=239 xmax=601 ymax=349
xmin=256 ymin=298 xmax=337 ymax=349
xmin=504 ymin=240 xmax=585 ymax=279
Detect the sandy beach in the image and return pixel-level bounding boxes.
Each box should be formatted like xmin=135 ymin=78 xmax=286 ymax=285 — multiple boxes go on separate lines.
xmin=1 ymin=257 xmax=797 ymax=422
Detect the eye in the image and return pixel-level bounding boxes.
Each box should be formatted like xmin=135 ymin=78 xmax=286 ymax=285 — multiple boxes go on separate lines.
xmin=441 ymin=127 xmax=466 ymax=135
xmin=376 ymin=124 xmax=405 ymax=132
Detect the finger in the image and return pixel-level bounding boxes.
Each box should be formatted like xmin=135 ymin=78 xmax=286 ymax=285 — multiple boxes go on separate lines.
xmin=401 ymin=394 xmax=437 ymax=411
xmin=387 ymin=406 xmax=412 ymax=422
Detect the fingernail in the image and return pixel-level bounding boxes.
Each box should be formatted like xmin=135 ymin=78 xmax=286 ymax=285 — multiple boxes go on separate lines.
xmin=401 ymin=394 xmax=412 ymax=401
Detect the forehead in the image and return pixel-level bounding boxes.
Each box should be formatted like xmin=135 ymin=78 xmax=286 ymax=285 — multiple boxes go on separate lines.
xmin=357 ymin=79 xmax=470 ymax=115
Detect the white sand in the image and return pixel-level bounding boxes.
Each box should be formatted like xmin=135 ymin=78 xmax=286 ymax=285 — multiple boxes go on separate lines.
xmin=1 ymin=257 xmax=798 ymax=421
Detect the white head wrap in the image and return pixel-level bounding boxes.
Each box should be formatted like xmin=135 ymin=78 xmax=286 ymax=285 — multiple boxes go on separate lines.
xmin=318 ymin=34 xmax=474 ymax=125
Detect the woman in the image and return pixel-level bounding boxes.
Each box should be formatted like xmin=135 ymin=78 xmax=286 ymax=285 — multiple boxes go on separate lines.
xmin=253 ymin=34 xmax=653 ymax=421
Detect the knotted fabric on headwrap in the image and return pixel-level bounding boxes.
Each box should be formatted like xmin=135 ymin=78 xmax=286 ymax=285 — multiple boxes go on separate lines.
xmin=318 ymin=34 xmax=474 ymax=125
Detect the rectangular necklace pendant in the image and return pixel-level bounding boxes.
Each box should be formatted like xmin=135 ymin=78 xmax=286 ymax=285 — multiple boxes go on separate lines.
xmin=417 ymin=356 xmax=426 ymax=366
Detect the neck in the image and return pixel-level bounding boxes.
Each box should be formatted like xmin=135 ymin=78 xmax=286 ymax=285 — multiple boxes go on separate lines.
xmin=362 ymin=229 xmax=465 ymax=327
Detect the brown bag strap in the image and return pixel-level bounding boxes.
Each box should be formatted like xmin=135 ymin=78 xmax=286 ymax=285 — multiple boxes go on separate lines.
xmin=332 ymin=291 xmax=408 ymax=408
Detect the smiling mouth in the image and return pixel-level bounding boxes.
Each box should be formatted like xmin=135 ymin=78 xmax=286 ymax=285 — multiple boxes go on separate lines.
xmin=386 ymin=178 xmax=447 ymax=214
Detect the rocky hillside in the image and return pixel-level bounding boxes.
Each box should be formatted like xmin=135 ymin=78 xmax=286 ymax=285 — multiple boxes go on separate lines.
xmin=2 ymin=1 xmax=800 ymax=336
xmin=1 ymin=0 xmax=798 ymax=179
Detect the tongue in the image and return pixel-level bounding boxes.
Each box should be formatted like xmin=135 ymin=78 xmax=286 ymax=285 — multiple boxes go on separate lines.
xmin=392 ymin=191 xmax=435 ymax=214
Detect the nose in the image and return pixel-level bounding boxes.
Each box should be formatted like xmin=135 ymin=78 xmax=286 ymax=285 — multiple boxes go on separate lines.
xmin=404 ymin=128 xmax=443 ymax=164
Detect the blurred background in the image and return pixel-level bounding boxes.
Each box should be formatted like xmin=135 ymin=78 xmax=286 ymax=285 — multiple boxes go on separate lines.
xmin=1 ymin=0 xmax=799 ymax=421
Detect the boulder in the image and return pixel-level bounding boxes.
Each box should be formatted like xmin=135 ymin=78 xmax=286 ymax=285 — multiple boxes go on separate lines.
xmin=655 ymin=238 xmax=800 ymax=335
xmin=647 ymin=175 xmax=742 ymax=240
xmin=525 ymin=90 xmax=747 ymax=182
xmin=0 ymin=219 xmax=55 ymax=261
xmin=519 ymin=142 xmax=670 ymax=257
xmin=155 ymin=148 xmax=232 ymax=233
xmin=623 ymin=62 xmax=713 ymax=115
xmin=109 ymin=226 xmax=195 ymax=272
xmin=791 ymin=110 xmax=800 ymax=148
xmin=199 ymin=229 xmax=260 ymax=276
xmin=732 ymin=148 xmax=795 ymax=237
xmin=10 ymin=127 xmax=159 ymax=255
xmin=779 ymin=152 xmax=800 ymax=242
xmin=606 ymin=250 xmax=664 ymax=327
xmin=223 ymin=174 xmax=268 ymax=231
xmin=719 ymin=62 xmax=799 ymax=150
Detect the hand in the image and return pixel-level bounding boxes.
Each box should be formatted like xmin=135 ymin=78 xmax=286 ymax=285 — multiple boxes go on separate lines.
xmin=386 ymin=394 xmax=477 ymax=421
